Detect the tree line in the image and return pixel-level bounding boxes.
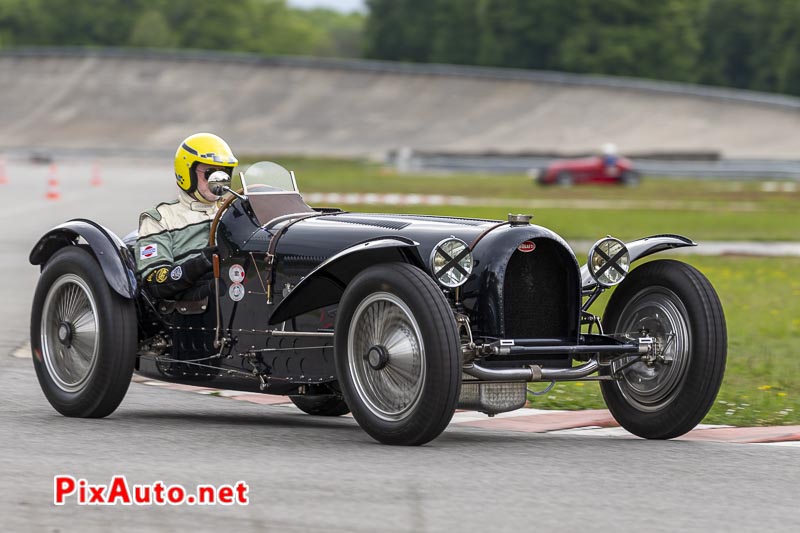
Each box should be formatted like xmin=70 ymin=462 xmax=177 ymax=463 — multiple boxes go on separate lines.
xmin=2 ymin=0 xmax=800 ymax=97
xmin=0 ymin=0 xmax=364 ymax=57
xmin=365 ymin=0 xmax=800 ymax=97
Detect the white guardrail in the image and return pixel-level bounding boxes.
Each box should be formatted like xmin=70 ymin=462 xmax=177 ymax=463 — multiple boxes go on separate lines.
xmin=389 ymin=151 xmax=800 ymax=180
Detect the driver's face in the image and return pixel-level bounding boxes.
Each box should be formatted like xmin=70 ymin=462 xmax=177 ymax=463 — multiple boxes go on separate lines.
xmin=195 ymin=163 xmax=227 ymax=203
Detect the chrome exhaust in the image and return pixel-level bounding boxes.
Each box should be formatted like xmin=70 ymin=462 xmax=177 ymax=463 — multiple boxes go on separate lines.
xmin=463 ymin=359 xmax=600 ymax=382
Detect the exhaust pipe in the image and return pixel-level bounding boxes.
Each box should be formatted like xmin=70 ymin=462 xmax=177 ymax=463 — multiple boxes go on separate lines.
xmin=463 ymin=359 xmax=600 ymax=382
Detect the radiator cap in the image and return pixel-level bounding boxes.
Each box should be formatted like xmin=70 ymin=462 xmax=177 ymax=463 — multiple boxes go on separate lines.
xmin=507 ymin=213 xmax=533 ymax=226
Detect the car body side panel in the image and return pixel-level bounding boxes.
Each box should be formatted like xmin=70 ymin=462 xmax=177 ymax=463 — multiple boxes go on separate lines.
xmin=210 ymin=206 xmax=497 ymax=382
xmin=268 ymin=237 xmax=423 ymax=325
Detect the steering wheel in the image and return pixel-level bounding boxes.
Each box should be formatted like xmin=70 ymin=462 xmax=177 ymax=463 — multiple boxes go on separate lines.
xmin=208 ymin=188 xmax=245 ymax=247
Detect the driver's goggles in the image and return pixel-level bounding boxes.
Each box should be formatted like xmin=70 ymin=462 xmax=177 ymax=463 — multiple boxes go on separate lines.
xmin=201 ymin=167 xmax=232 ymax=179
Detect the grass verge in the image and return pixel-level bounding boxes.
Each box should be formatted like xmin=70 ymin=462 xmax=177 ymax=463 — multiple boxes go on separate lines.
xmin=246 ymin=156 xmax=799 ymax=425
xmin=249 ymin=155 xmax=800 ymax=241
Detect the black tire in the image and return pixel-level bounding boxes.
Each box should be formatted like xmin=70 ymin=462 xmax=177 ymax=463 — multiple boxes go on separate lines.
xmin=289 ymin=394 xmax=350 ymax=416
xmin=334 ymin=262 xmax=461 ymax=445
xmin=601 ymin=260 xmax=726 ymax=439
xmin=556 ymin=171 xmax=574 ymax=186
xmin=620 ymin=170 xmax=641 ymax=186
xmin=30 ymin=246 xmax=137 ymax=418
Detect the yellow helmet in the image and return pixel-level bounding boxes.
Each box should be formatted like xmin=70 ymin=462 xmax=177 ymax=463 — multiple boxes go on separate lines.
xmin=174 ymin=133 xmax=238 ymax=202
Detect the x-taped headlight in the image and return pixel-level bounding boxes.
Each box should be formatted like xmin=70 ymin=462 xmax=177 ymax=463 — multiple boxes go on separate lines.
xmin=431 ymin=238 xmax=473 ymax=288
xmin=588 ymin=237 xmax=630 ymax=287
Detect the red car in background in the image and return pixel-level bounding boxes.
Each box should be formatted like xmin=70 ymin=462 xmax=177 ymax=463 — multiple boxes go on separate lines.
xmin=536 ymin=155 xmax=640 ymax=186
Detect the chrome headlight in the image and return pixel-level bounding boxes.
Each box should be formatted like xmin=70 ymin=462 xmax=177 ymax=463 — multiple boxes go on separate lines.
xmin=431 ymin=238 xmax=473 ymax=288
xmin=588 ymin=237 xmax=630 ymax=287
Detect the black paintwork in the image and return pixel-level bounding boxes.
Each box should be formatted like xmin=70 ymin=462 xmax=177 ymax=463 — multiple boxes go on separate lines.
xmin=29 ymin=195 xmax=689 ymax=396
xmin=29 ymin=218 xmax=138 ymax=298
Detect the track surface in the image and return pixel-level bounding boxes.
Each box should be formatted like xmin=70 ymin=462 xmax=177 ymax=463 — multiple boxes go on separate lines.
xmin=1 ymin=160 xmax=798 ymax=532
xmin=4 ymin=50 xmax=800 ymax=158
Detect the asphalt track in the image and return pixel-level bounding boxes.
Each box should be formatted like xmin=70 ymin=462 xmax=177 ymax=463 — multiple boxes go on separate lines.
xmin=1 ymin=159 xmax=798 ymax=532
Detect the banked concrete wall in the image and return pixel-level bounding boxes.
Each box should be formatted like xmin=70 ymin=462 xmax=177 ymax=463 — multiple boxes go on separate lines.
xmin=2 ymin=48 xmax=800 ymax=158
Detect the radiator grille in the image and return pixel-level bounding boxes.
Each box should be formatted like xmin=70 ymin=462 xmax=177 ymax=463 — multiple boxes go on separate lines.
xmin=503 ymin=240 xmax=574 ymax=339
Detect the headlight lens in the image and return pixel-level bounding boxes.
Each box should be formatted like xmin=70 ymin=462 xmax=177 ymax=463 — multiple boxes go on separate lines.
xmin=588 ymin=237 xmax=630 ymax=286
xmin=431 ymin=238 xmax=473 ymax=288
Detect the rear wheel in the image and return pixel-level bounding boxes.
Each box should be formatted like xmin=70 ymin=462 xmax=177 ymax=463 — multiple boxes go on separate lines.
xmin=30 ymin=246 xmax=136 ymax=418
xmin=289 ymin=394 xmax=350 ymax=416
xmin=334 ymin=263 xmax=461 ymax=445
xmin=620 ymin=170 xmax=640 ymax=186
xmin=556 ymin=171 xmax=574 ymax=186
xmin=601 ymin=260 xmax=726 ymax=439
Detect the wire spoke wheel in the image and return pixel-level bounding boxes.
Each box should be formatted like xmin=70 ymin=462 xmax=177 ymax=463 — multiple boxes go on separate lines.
xmin=348 ymin=292 xmax=425 ymax=421
xmin=335 ymin=263 xmax=460 ymax=446
xmin=31 ymin=246 xmax=137 ymax=418
xmin=41 ymin=274 xmax=99 ymax=393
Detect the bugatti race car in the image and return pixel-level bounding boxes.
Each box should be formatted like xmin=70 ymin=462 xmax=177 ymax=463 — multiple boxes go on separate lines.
xmin=29 ymin=162 xmax=726 ymax=445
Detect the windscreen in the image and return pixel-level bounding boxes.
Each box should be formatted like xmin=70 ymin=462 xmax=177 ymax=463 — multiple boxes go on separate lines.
xmin=237 ymin=161 xmax=297 ymax=194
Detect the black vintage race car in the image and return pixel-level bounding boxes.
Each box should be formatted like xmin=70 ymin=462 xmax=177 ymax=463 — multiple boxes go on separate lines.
xmin=29 ymin=161 xmax=726 ymax=445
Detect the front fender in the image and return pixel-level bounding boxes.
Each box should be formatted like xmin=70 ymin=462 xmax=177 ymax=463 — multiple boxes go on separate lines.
xmin=268 ymin=237 xmax=423 ymax=325
xmin=29 ymin=219 xmax=138 ymax=299
xmin=580 ymin=234 xmax=696 ymax=290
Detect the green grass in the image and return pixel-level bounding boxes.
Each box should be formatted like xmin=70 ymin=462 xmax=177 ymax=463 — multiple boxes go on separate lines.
xmin=528 ymin=255 xmax=800 ymax=426
xmin=336 ymin=203 xmax=800 ymax=242
xmin=244 ymin=156 xmax=799 ymax=425
xmin=249 ymin=155 xmax=800 ymax=241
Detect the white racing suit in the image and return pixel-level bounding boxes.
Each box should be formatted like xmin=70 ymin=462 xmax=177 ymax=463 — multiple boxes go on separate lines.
xmin=135 ymin=191 xmax=218 ymax=301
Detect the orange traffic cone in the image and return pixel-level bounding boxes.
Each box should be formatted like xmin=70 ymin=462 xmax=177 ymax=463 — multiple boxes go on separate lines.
xmin=46 ymin=164 xmax=61 ymax=200
xmin=0 ymin=157 xmax=7 ymax=184
xmin=90 ymin=162 xmax=103 ymax=187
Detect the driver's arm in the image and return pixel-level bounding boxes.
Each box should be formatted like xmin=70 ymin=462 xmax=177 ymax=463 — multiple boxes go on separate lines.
xmin=136 ymin=216 xmax=215 ymax=300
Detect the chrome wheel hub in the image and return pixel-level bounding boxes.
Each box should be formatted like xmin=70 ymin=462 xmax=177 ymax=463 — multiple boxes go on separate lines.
xmin=41 ymin=274 xmax=99 ymax=393
xmin=57 ymin=322 xmax=73 ymax=345
xmin=366 ymin=345 xmax=389 ymax=370
xmin=348 ymin=292 xmax=425 ymax=421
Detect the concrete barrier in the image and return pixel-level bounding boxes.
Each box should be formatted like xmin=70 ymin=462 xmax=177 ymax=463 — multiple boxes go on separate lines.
xmin=2 ymin=47 xmax=800 ymax=159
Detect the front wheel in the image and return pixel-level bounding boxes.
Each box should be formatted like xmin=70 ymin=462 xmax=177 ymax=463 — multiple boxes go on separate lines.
xmin=30 ymin=246 xmax=137 ymax=418
xmin=620 ymin=170 xmax=641 ymax=186
xmin=334 ymin=263 xmax=461 ymax=445
xmin=556 ymin=171 xmax=574 ymax=186
xmin=601 ymin=260 xmax=726 ymax=439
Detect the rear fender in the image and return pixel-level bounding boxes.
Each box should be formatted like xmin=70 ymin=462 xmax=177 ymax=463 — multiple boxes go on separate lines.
xmin=580 ymin=234 xmax=696 ymax=290
xmin=29 ymin=219 xmax=138 ymax=299
xmin=268 ymin=237 xmax=423 ymax=325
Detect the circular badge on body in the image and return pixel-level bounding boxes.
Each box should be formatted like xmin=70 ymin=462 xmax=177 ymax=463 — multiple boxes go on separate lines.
xmin=228 ymin=282 xmax=245 ymax=302
xmin=229 ymin=264 xmax=245 ymax=283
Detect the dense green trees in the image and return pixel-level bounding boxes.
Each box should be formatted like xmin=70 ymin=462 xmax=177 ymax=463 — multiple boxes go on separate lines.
xmin=365 ymin=0 xmax=800 ymax=97
xmin=4 ymin=0 xmax=800 ymax=96
xmin=365 ymin=0 xmax=705 ymax=80
xmin=0 ymin=0 xmax=365 ymax=57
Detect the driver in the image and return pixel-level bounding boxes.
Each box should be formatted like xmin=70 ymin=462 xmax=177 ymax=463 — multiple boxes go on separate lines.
xmin=135 ymin=133 xmax=238 ymax=301
xmin=602 ymin=142 xmax=619 ymax=169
